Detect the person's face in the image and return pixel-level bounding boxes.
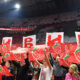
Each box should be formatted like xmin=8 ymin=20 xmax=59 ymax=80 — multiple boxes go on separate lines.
xmin=69 ymin=66 xmax=74 ymax=74
xmin=42 ymin=60 xmax=47 ymax=66
xmin=5 ymin=61 xmax=10 ymax=68
xmin=56 ymin=56 xmax=60 ymax=62
xmin=20 ymin=61 xmax=25 ymax=67
xmin=32 ymin=78 xmax=36 ymax=80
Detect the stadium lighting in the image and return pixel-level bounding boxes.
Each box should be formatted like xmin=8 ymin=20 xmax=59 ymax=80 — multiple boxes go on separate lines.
xmin=4 ymin=0 xmax=10 ymax=2
xmin=14 ymin=3 xmax=21 ymax=9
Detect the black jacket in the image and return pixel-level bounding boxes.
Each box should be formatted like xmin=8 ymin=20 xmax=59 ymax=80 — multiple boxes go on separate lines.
xmin=12 ymin=58 xmax=30 ymax=80
xmin=49 ymin=53 xmax=68 ymax=77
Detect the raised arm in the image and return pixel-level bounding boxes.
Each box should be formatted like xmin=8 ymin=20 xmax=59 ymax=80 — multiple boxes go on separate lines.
xmin=31 ymin=52 xmax=41 ymax=68
xmin=44 ymin=50 xmax=52 ymax=70
xmin=35 ymin=59 xmax=40 ymax=68
xmin=49 ymin=53 xmax=54 ymax=66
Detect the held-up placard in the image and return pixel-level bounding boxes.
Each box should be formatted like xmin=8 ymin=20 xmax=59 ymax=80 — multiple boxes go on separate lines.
xmin=23 ymin=35 xmax=36 ymax=48
xmin=75 ymin=32 xmax=80 ymax=47
xmin=46 ymin=32 xmax=64 ymax=46
xmin=2 ymin=37 xmax=12 ymax=47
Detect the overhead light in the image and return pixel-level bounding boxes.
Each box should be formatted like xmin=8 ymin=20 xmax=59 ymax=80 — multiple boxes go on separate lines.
xmin=14 ymin=3 xmax=21 ymax=9
xmin=4 ymin=0 xmax=10 ymax=2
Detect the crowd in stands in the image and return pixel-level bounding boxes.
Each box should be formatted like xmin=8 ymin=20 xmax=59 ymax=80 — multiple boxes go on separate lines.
xmin=0 ymin=23 xmax=77 ymax=44
xmin=0 ymin=11 xmax=79 ymax=27
xmin=0 ymin=49 xmax=80 ymax=80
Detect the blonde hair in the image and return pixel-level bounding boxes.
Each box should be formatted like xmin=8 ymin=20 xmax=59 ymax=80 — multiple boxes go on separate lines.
xmin=69 ymin=64 xmax=80 ymax=77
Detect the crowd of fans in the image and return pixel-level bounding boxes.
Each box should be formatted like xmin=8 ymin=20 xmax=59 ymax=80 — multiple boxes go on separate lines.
xmin=0 ymin=12 xmax=79 ymax=80
xmin=1 ymin=50 xmax=80 ymax=80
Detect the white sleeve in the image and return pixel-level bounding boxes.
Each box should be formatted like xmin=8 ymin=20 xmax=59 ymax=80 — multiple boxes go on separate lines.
xmin=40 ymin=64 xmax=43 ymax=69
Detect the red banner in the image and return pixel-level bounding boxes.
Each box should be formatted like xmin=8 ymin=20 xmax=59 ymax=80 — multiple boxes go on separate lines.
xmin=0 ymin=28 xmax=34 ymax=31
